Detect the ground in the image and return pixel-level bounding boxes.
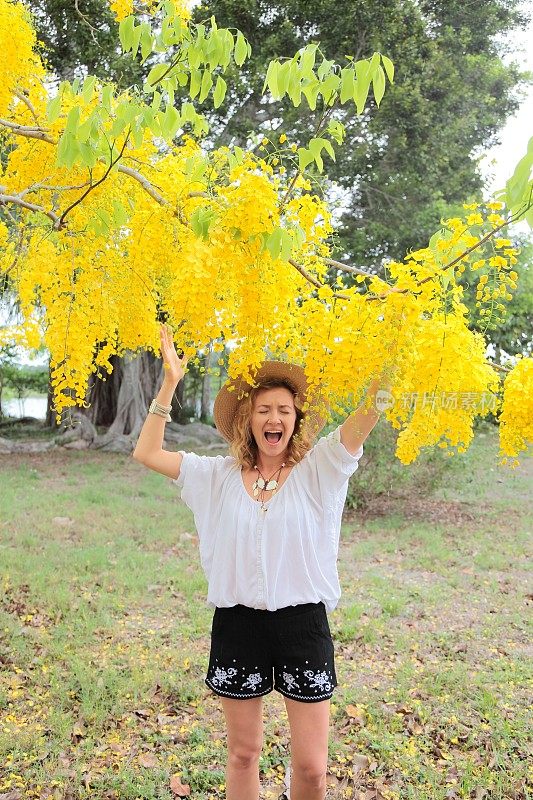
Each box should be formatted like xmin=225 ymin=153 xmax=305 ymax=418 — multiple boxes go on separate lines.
xmin=0 ymin=425 xmax=531 ymax=799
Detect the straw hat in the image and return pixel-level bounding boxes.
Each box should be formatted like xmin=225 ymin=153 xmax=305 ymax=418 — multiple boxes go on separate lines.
xmin=213 ymin=360 xmax=327 ymax=444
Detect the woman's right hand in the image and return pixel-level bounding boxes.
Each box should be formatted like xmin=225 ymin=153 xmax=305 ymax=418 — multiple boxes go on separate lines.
xmin=159 ymin=323 xmax=188 ymax=386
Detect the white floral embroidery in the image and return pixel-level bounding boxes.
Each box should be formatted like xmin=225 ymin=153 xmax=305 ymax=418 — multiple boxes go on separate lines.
xmin=283 ymin=672 xmax=300 ymax=692
xmin=211 ymin=666 xmax=238 ymax=687
xmin=242 ymin=672 xmax=263 ymax=691
xmin=303 ymin=669 xmax=332 ymax=692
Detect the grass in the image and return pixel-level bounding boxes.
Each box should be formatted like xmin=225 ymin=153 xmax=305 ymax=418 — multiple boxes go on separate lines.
xmin=0 ymin=424 xmax=532 ymax=799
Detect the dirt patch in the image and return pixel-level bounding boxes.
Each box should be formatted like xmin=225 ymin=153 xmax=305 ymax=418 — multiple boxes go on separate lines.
xmin=349 ymin=494 xmax=480 ymax=526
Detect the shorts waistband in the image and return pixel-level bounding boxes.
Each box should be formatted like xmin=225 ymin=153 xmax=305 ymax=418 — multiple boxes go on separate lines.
xmin=216 ymin=601 xmax=324 ymax=618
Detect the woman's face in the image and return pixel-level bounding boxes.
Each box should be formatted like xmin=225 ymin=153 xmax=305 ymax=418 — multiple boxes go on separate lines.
xmin=250 ymin=386 xmax=297 ymax=461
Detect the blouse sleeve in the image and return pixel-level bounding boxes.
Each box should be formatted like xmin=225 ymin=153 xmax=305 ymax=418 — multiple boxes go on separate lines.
xmin=304 ymin=424 xmax=364 ymax=500
xmin=169 ymin=451 xmax=229 ymax=538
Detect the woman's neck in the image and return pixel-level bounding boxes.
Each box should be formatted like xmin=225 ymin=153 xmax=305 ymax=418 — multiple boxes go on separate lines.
xmin=253 ymin=451 xmax=288 ymax=474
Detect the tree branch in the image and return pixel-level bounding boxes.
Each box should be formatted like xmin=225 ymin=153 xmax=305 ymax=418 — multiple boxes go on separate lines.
xmin=0 ymin=193 xmax=62 ymax=227
xmin=13 ymin=90 xmax=41 ymax=125
xmin=0 ymin=118 xmax=55 ymax=144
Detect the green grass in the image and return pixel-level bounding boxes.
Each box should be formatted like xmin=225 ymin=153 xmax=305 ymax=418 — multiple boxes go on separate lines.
xmin=0 ymin=427 xmax=532 ymax=799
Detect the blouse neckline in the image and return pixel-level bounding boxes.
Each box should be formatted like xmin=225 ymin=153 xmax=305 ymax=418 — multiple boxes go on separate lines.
xmin=240 ymin=462 xmax=297 ymax=509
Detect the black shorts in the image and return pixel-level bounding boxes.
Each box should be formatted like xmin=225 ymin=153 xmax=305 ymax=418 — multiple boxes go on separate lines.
xmin=205 ymin=601 xmax=337 ymax=703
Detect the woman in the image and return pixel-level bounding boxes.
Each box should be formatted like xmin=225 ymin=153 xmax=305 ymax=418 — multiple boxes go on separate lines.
xmin=132 ymin=324 xmax=388 ymax=800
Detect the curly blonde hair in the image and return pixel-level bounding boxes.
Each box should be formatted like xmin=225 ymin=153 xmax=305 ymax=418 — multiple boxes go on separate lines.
xmin=229 ymin=379 xmax=314 ymax=469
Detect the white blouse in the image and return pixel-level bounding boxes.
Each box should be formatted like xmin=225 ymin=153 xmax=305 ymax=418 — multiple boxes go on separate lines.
xmin=170 ymin=425 xmax=364 ymax=612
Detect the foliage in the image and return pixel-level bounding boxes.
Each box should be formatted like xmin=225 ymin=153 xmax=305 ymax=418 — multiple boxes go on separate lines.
xmin=191 ymin=0 xmax=530 ymax=267
xmin=0 ymin=0 xmax=531 ymax=466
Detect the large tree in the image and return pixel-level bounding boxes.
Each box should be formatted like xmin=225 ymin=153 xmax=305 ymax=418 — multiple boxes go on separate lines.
xmin=18 ymin=0 xmax=531 ymax=434
xmin=1 ymin=0 xmax=531 ymax=464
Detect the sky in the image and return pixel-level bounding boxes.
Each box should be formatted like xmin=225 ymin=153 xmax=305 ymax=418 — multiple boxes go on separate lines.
xmin=3 ymin=8 xmax=533 ymax=367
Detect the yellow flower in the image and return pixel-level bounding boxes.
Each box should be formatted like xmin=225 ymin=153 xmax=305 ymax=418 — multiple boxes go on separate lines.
xmin=466 ymin=213 xmax=483 ymax=226
xmin=290 ymin=143 xmax=297 ymax=152
xmin=279 ymin=133 xmax=287 ymax=144
xmin=486 ymin=201 xmax=504 ymax=210
xmin=261 ymin=137 xmax=269 ymax=145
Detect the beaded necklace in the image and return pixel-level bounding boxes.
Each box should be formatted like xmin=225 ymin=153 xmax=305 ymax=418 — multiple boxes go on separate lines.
xmin=252 ymin=462 xmax=286 ymax=511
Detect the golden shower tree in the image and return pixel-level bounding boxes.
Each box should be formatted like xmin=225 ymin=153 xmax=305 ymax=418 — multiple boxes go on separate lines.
xmin=0 ymin=0 xmax=531 ymax=465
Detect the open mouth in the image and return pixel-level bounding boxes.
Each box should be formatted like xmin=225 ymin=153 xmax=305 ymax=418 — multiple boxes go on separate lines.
xmin=264 ymin=431 xmax=282 ymax=443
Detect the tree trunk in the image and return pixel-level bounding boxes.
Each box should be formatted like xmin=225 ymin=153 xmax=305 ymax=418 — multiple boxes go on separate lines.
xmin=44 ymin=348 xmax=175 ymax=441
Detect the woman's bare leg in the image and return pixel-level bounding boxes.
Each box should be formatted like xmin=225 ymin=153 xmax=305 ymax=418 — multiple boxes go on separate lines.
xmin=220 ymin=695 xmax=264 ymax=800
xmin=283 ymin=696 xmax=331 ymax=800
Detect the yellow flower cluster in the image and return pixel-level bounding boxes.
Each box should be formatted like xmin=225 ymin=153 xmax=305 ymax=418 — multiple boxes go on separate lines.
xmin=0 ymin=0 xmax=45 ymax=117
xmin=0 ymin=9 xmax=530 ymax=466
xmin=109 ymin=0 xmax=133 ymax=20
xmin=498 ymin=357 xmax=533 ymax=466
xmin=109 ymin=0 xmax=190 ymax=22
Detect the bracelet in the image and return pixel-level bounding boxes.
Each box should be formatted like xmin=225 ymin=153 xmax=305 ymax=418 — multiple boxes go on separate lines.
xmin=148 ymin=398 xmax=172 ymax=422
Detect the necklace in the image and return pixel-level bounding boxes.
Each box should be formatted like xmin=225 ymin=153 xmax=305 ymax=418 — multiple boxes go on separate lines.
xmin=252 ymin=462 xmax=286 ymax=511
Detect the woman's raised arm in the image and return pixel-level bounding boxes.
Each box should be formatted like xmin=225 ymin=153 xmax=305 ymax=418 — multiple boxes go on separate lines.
xmin=131 ymin=324 xmax=188 ymax=479
xmin=339 ymin=374 xmax=392 ymax=455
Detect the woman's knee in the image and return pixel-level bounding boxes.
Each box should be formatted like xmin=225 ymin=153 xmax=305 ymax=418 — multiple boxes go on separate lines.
xmin=227 ymin=737 xmax=263 ymax=769
xmin=293 ymin=760 xmax=327 ymax=787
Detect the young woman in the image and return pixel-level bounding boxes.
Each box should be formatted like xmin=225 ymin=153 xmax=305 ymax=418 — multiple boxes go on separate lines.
xmin=132 ymin=324 xmax=388 ymax=800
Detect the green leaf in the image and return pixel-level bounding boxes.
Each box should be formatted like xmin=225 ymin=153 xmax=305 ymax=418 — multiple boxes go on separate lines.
xmin=381 ymin=54 xmax=395 ymax=83
xmin=302 ymin=78 xmax=321 ymax=111
xmin=317 ymin=58 xmax=334 ymax=80
xmin=77 ymin=115 xmax=94 ymax=143
xmin=146 ymin=63 xmax=169 ymax=89
xmin=162 ymin=104 xmax=181 ymax=139
xmin=308 ymin=138 xmax=324 ymax=172
xmin=265 ymin=227 xmax=282 ymax=260
xmin=199 ymin=69 xmax=213 ymax=103
xmin=140 ymin=22 xmax=153 ymax=61
xmin=131 ymin=22 xmax=142 ymax=59
xmin=65 ymin=105 xmax=81 ymax=134
xmin=101 ymin=84 xmax=113 ymax=112
xmin=369 ymin=52 xmax=381 ymax=78
xmin=190 ymin=207 xmax=215 ymax=240
xmin=441 ymin=265 xmax=454 ymax=291
xmin=287 ymin=64 xmax=302 ymax=106
xmin=320 ymin=73 xmax=340 ymax=105
xmin=263 ymin=60 xmax=280 ymax=98
xmin=46 ymin=94 xmax=62 ymax=124
xmin=112 ymin=199 xmax=129 ymax=227
xmin=297 ymin=147 xmax=315 ymax=172
xmin=189 ymin=68 xmax=202 ymax=100
xmin=119 ymin=16 xmax=134 ymax=52
xmin=220 ymin=28 xmax=234 ymax=69
xmin=277 ymin=61 xmax=292 ymax=96
xmin=373 ymin=64 xmax=386 ymax=107
xmin=188 ymin=41 xmax=202 ymax=70
xmin=234 ymin=31 xmax=248 ymax=66
xmin=340 ymin=68 xmax=355 ymax=104
xmin=279 ymin=229 xmax=293 ymax=261
xmin=81 ymin=75 xmax=96 ymax=103
xmin=300 ymin=44 xmax=318 ymax=76
xmin=326 ymin=120 xmax=345 ymax=145
xmin=213 ymin=76 xmax=227 ymax=108
xmin=354 ymin=61 xmax=372 ymax=114
xmin=78 ymin=141 xmax=96 ymax=168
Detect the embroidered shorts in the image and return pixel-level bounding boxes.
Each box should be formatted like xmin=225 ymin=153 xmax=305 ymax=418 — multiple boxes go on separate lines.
xmin=205 ymin=601 xmax=337 ymax=702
